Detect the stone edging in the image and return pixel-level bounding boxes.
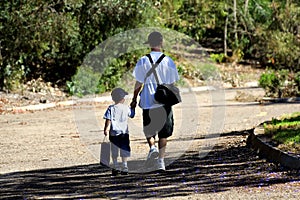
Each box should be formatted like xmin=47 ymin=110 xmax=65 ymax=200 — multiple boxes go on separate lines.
xmin=4 ymin=96 xmax=113 ymax=112
xmin=262 ymin=97 xmax=300 ymax=103
xmin=246 ymin=124 xmax=300 ymax=170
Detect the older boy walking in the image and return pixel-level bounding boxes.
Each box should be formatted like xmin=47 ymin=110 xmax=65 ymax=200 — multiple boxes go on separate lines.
xmin=130 ymin=31 xmax=180 ymax=171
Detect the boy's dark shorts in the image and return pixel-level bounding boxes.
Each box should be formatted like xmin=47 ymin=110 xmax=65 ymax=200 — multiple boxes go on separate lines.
xmin=109 ymin=134 xmax=131 ymax=157
xmin=143 ymin=105 xmax=174 ymax=139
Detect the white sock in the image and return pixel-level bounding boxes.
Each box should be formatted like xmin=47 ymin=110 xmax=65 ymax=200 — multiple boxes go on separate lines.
xmin=158 ymin=158 xmax=164 ymax=163
xmin=150 ymin=145 xmax=156 ymax=150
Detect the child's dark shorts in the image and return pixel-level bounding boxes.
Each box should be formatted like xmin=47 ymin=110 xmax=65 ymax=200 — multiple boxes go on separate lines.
xmin=109 ymin=134 xmax=131 ymax=158
xmin=142 ymin=105 xmax=174 ymax=139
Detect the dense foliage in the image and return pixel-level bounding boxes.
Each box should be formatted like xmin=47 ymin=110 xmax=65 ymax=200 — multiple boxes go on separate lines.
xmin=0 ymin=0 xmax=155 ymax=91
xmin=1 ymin=0 xmax=300 ymax=94
xmin=259 ymin=69 xmax=300 ymax=97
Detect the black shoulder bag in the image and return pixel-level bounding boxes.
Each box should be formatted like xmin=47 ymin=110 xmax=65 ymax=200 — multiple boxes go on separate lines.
xmin=145 ymin=54 xmax=181 ymax=106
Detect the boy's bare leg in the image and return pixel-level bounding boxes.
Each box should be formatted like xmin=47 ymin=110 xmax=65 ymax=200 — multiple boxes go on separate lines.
xmin=157 ymin=138 xmax=167 ymax=171
xmin=121 ymin=157 xmax=129 ymax=175
xmin=146 ymin=136 xmax=155 ymax=148
xmin=121 ymin=157 xmax=128 ymax=164
xmin=158 ymin=138 xmax=167 ymax=159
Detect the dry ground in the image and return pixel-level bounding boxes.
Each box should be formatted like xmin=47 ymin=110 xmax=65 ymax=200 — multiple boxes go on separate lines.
xmin=1 ymin=87 xmax=300 ymax=199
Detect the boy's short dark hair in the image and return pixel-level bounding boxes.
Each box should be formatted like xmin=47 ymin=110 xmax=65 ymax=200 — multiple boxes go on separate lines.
xmin=144 ymin=31 xmax=163 ymax=47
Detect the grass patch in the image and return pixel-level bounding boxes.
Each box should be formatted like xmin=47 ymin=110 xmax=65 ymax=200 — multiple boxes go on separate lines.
xmin=264 ymin=112 xmax=300 ymax=146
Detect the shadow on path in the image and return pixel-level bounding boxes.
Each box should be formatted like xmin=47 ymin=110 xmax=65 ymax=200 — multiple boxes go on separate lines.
xmin=1 ymin=130 xmax=299 ymax=199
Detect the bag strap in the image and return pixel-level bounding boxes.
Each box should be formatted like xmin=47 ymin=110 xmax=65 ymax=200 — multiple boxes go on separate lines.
xmin=144 ymin=54 xmax=165 ymax=84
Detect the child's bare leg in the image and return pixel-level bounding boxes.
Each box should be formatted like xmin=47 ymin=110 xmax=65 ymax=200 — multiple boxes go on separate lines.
xmin=121 ymin=157 xmax=129 ymax=174
xmin=121 ymin=157 xmax=128 ymax=167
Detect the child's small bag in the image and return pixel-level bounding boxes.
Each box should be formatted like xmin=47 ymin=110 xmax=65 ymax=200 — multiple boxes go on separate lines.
xmin=100 ymin=136 xmax=110 ymax=166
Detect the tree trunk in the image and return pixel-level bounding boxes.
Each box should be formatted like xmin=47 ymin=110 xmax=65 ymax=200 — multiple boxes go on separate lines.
xmin=233 ymin=0 xmax=238 ymax=44
xmin=224 ymin=14 xmax=228 ymax=56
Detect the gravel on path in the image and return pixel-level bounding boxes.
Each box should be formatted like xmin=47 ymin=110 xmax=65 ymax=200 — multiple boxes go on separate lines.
xmin=0 ymin=88 xmax=299 ymax=199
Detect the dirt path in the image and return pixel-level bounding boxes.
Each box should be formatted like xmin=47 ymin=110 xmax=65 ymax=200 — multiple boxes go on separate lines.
xmin=1 ymin=88 xmax=299 ymax=199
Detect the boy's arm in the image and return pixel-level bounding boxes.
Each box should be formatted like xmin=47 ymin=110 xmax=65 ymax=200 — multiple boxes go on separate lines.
xmin=130 ymin=81 xmax=142 ymax=108
xmin=104 ymin=119 xmax=111 ymax=136
xmin=129 ymin=107 xmax=135 ymax=118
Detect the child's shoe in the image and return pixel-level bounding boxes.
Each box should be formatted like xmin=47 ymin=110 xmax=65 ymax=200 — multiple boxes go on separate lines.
xmin=120 ymin=166 xmax=129 ymax=175
xmin=111 ymin=168 xmax=120 ymax=176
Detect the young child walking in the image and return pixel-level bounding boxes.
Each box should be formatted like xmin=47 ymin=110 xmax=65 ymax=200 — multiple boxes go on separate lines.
xmin=103 ymin=88 xmax=135 ymax=176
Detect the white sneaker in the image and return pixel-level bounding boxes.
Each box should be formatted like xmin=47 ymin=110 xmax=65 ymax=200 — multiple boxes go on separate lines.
xmin=147 ymin=146 xmax=159 ymax=160
xmin=157 ymin=159 xmax=165 ymax=171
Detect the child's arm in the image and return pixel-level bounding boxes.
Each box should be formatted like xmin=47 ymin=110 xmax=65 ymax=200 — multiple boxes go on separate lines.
xmin=129 ymin=107 xmax=135 ymax=118
xmin=104 ymin=119 xmax=111 ymax=136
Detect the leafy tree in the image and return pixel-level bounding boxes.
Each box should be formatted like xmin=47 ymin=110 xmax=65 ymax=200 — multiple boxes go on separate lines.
xmin=0 ymin=0 xmax=157 ymax=91
xmin=1 ymin=0 xmax=83 ymax=90
xmin=1 ymin=0 xmax=300 ymax=94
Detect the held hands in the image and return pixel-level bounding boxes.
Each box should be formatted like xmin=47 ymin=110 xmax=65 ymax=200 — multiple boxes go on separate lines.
xmin=130 ymin=99 xmax=137 ymax=108
xmin=129 ymin=99 xmax=136 ymax=118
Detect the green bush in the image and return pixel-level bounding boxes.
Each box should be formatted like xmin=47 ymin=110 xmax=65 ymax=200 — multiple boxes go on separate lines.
xmin=210 ymin=53 xmax=225 ymax=63
xmin=2 ymin=63 xmax=26 ymax=91
xmin=66 ymin=67 xmax=101 ymax=97
xmin=2 ymin=0 xmax=300 ymax=95
xmin=0 ymin=0 xmax=158 ymax=91
xmin=259 ymin=69 xmax=280 ymax=97
xmin=266 ymin=32 xmax=300 ymax=70
xmin=178 ymin=60 xmax=219 ymax=82
xmin=259 ymin=69 xmax=300 ymax=98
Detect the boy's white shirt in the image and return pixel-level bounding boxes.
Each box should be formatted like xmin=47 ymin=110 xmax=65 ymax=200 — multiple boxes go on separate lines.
xmin=103 ymin=103 xmax=133 ymax=136
xmin=132 ymin=51 xmax=179 ymax=109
